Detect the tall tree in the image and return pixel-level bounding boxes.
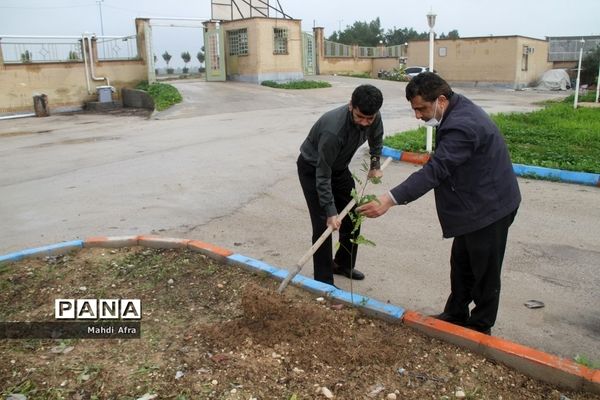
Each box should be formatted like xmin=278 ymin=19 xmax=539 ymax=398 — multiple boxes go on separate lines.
xmin=197 ymin=46 xmax=205 ymax=66
xmin=580 ymin=44 xmax=599 ymax=85
xmin=328 ymin=19 xmax=460 ymax=46
xmin=162 ymin=51 xmax=172 ymax=67
xmin=383 ymin=27 xmax=428 ymax=44
xmin=327 ymin=17 xmax=383 ymax=46
xmin=181 ymin=51 xmax=191 ymax=65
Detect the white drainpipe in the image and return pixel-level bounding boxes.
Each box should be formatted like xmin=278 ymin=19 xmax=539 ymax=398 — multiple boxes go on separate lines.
xmin=83 ymin=34 xmax=110 ymax=91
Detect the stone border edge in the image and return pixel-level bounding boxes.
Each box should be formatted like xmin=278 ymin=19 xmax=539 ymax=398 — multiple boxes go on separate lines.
xmin=1 ymin=236 xmax=598 ymax=394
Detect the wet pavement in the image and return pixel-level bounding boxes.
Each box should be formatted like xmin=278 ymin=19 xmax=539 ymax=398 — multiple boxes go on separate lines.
xmin=1 ymin=75 xmax=597 ymax=362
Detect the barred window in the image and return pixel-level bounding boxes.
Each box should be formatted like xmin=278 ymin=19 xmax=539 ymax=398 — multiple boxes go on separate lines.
xmin=273 ymin=28 xmax=288 ymax=54
xmin=227 ymin=29 xmax=248 ymax=56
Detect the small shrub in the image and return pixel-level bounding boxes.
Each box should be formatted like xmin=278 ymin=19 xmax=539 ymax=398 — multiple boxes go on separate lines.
xmin=20 ymin=50 xmax=32 ymax=63
xmin=135 ymin=81 xmax=182 ymax=111
xmin=337 ymin=72 xmax=371 ymax=79
xmin=260 ymin=80 xmax=331 ymax=89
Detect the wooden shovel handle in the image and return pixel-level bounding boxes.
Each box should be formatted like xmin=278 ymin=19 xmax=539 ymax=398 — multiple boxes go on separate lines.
xmin=277 ymin=157 xmax=393 ymax=293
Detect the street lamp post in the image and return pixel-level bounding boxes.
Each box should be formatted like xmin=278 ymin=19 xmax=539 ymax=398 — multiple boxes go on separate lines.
xmin=426 ymin=10 xmax=436 ymax=153
xmin=596 ymin=57 xmax=600 ymax=103
xmin=573 ymin=38 xmax=585 ymax=109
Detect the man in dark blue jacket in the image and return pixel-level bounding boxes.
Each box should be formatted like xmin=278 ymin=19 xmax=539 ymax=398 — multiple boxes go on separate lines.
xmin=357 ymin=73 xmax=520 ymax=334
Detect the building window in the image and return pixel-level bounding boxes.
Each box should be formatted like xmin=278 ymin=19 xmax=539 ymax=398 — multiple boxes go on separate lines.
xmin=273 ymin=28 xmax=288 ymax=54
xmin=439 ymin=47 xmax=447 ymax=57
xmin=228 ymin=29 xmax=248 ymax=56
xmin=521 ymin=45 xmax=529 ymax=71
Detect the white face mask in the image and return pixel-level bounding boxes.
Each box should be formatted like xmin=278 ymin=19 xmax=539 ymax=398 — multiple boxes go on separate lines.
xmin=424 ymin=98 xmax=443 ymax=127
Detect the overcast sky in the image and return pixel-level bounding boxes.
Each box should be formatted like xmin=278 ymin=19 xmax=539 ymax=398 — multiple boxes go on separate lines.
xmin=1 ymin=0 xmax=599 ymax=68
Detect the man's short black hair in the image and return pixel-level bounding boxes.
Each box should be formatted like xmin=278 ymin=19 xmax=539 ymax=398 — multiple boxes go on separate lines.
xmin=351 ymin=84 xmax=383 ymax=115
xmin=405 ymin=72 xmax=454 ymax=102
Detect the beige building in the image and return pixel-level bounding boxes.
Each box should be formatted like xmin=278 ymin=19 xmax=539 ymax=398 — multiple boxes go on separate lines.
xmin=220 ymin=17 xmax=304 ymax=83
xmin=406 ymin=36 xmax=552 ymax=89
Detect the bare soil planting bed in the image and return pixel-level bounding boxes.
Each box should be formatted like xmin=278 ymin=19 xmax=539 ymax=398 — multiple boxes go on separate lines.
xmin=0 ymin=247 xmax=597 ymax=399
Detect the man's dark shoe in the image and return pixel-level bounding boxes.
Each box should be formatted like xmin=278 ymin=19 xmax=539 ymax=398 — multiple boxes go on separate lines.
xmin=430 ymin=312 xmax=467 ymax=326
xmin=332 ymin=263 xmax=365 ymax=280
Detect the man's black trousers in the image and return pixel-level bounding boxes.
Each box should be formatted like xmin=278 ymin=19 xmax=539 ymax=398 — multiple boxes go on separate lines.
xmin=297 ymin=155 xmax=359 ymax=284
xmin=443 ymin=208 xmax=518 ymax=332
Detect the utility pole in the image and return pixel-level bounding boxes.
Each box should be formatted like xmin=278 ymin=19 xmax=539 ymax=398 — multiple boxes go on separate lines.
xmin=97 ymin=0 xmax=105 ymax=58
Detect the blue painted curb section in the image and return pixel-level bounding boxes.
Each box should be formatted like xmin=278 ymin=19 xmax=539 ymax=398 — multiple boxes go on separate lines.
xmin=512 ymin=163 xmax=600 ymax=186
xmin=382 ymin=146 xmax=402 ymax=160
xmin=228 ymin=253 xmax=405 ymax=320
xmin=0 ymin=240 xmax=83 ymax=263
xmin=382 ymin=145 xmax=600 ymax=187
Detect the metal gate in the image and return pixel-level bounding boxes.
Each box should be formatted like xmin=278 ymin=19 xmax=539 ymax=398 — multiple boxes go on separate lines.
xmin=204 ymin=24 xmax=226 ymax=82
xmin=302 ymin=32 xmax=316 ymax=76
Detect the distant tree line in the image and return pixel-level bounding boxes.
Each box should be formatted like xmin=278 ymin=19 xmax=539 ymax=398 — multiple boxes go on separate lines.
xmin=327 ymin=17 xmax=459 ymax=46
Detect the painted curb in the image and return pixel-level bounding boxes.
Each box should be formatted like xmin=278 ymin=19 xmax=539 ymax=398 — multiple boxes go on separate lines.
xmin=138 ymin=235 xmax=190 ymax=249
xmin=1 ymin=237 xmax=598 ymax=394
xmin=403 ymin=311 xmax=599 ymax=393
xmin=84 ymin=236 xmax=140 ymax=248
xmin=512 ymin=163 xmax=600 ymax=187
xmin=188 ymin=239 xmax=234 ymax=262
xmin=227 ymin=254 xmax=406 ymax=322
xmin=0 ymin=240 xmax=83 ymax=264
xmin=382 ymin=145 xmax=600 ymax=187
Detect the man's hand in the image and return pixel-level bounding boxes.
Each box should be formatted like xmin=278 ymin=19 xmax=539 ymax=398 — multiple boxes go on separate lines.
xmin=327 ymin=215 xmax=341 ymax=231
xmin=356 ymin=193 xmax=395 ymax=218
xmin=367 ymin=168 xmax=383 ymax=180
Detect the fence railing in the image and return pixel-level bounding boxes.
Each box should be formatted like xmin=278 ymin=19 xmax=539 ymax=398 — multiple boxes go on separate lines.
xmin=96 ymin=35 xmax=139 ymax=60
xmin=0 ymin=35 xmax=138 ymax=64
xmin=324 ymin=40 xmax=406 ymax=59
xmin=324 ymin=40 xmax=353 ymax=57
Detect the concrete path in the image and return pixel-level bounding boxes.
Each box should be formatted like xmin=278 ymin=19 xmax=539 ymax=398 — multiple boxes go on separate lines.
xmin=1 ymin=75 xmax=597 ymax=362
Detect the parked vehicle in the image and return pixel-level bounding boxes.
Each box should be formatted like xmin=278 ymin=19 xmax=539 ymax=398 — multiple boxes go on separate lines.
xmin=404 ymin=66 xmax=436 ymax=78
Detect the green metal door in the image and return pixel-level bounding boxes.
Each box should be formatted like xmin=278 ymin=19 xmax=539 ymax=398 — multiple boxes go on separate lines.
xmin=204 ymin=25 xmax=226 ymax=81
xmin=302 ymin=32 xmax=316 ymax=76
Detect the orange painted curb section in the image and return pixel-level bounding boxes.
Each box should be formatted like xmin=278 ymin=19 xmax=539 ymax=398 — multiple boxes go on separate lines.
xmin=188 ymin=239 xmax=233 ymax=258
xmin=403 ymin=310 xmax=599 ymax=393
xmin=400 ymin=151 xmax=430 ymax=165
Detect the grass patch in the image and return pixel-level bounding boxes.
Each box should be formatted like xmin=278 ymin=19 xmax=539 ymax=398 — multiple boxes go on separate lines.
xmin=383 ymin=126 xmax=431 ymax=152
xmin=561 ymin=92 xmax=598 ymax=104
xmin=135 ymin=81 xmax=182 ymax=111
xmin=383 ymin=103 xmax=600 ymax=174
xmin=338 ymin=72 xmax=372 ymax=79
xmin=261 ymin=80 xmax=331 ymax=89
xmin=494 ymin=103 xmax=600 ymax=173
xmin=574 ymin=354 xmax=600 ymax=369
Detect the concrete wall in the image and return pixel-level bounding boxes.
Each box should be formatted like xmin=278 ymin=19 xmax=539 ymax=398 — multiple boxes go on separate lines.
xmin=222 ymin=18 xmax=304 ymax=83
xmin=407 ymin=36 xmax=551 ymax=88
xmin=0 ymin=22 xmax=149 ymax=113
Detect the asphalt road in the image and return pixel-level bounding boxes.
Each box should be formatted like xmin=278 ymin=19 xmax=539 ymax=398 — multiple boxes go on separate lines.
xmin=1 ymin=75 xmax=598 ymax=362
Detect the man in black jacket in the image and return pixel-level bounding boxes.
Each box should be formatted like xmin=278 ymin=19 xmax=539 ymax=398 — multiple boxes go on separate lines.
xmin=357 ymin=73 xmax=520 ymax=334
xmin=298 ymin=84 xmax=384 ymax=285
